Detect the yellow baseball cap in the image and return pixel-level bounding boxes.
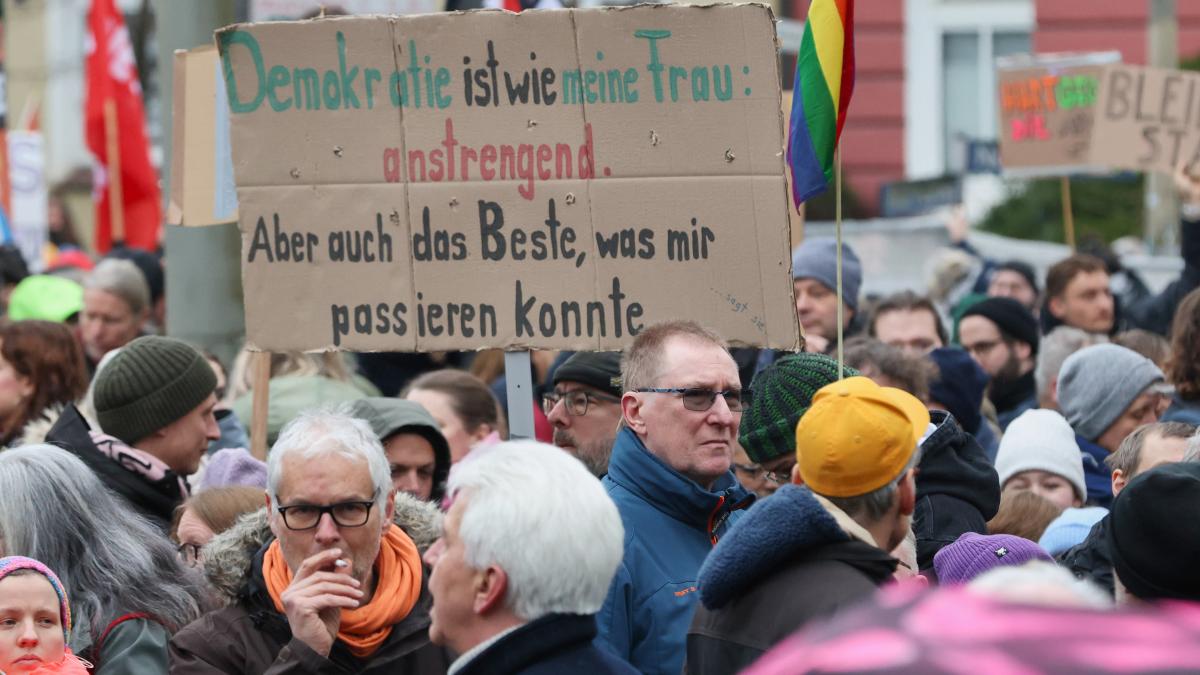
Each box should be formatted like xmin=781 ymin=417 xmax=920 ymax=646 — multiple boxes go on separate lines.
xmin=795 ymin=376 xmax=930 ymax=498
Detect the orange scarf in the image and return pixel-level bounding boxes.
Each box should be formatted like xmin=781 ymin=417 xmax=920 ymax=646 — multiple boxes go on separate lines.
xmin=263 ymin=524 xmax=422 ymax=659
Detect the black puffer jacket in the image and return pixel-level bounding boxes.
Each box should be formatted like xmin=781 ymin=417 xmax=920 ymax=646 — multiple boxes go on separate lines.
xmin=913 ymin=410 xmax=1002 ymax=571
xmin=1058 ymin=516 xmax=1114 ymax=597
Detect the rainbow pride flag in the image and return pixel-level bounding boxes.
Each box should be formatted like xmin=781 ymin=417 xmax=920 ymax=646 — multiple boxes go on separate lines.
xmin=788 ymin=0 xmax=855 ymax=206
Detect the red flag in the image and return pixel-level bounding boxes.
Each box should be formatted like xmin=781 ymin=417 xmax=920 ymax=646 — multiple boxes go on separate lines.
xmin=85 ymin=0 xmax=160 ymax=253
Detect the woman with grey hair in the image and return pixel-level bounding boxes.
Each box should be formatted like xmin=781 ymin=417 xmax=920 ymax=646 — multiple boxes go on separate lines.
xmin=81 ymin=258 xmax=149 ymax=368
xmin=0 ymin=444 xmax=204 ymax=673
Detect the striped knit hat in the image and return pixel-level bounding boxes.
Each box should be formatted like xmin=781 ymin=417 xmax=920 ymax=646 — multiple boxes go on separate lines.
xmin=739 ymin=353 xmax=859 ymax=463
xmin=0 ymin=556 xmax=72 ymax=641
xmin=94 ymin=336 xmax=217 ymax=445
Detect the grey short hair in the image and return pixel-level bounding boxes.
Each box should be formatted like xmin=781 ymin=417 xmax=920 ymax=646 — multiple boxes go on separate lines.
xmin=825 ymin=446 xmax=922 ymax=525
xmin=969 ymin=561 xmax=1112 ymax=609
xmin=0 ymin=445 xmax=202 ymax=649
xmin=267 ymin=408 xmax=392 ymax=509
xmin=446 ymin=441 xmax=624 ymax=621
xmin=85 ymin=258 xmax=150 ymax=316
xmin=1036 ymin=327 xmax=1107 ymax=403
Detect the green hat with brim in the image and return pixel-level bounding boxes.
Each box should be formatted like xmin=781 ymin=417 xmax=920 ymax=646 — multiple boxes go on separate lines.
xmin=6 ymin=275 xmax=84 ymax=322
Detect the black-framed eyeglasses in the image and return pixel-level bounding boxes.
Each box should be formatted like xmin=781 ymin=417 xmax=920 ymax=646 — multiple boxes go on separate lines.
xmin=633 ymin=387 xmax=751 ymax=412
xmin=177 ymin=542 xmax=202 ymax=567
xmin=275 ymin=491 xmax=379 ymax=531
xmin=541 ymin=389 xmax=621 ymax=417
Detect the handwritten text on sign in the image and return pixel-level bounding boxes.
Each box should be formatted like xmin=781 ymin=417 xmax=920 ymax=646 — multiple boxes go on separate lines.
xmin=218 ymin=6 xmax=798 ymax=352
xmin=996 ymin=59 xmax=1107 ymax=172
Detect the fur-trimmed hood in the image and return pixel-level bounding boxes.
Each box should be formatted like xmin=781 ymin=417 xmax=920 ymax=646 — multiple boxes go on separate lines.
xmin=202 ymin=492 xmax=443 ymax=606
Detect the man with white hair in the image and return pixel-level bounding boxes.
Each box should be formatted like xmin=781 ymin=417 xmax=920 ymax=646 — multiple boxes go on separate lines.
xmin=424 ymin=441 xmax=636 ymax=674
xmin=170 ymin=409 xmax=448 ymax=673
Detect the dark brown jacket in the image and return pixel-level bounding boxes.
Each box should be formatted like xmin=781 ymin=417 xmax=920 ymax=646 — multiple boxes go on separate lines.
xmin=169 ymin=495 xmax=450 ymax=674
xmin=169 ymin=556 xmax=448 ymax=674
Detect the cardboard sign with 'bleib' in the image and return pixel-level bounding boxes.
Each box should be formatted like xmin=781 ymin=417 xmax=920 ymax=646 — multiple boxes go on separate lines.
xmin=1090 ymin=63 xmax=1200 ymax=176
xmin=995 ymin=51 xmax=1119 ymax=176
xmin=216 ymin=5 xmax=797 ymax=353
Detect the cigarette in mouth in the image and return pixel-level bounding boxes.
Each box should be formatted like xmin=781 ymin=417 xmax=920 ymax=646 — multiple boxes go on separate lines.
xmin=334 ymin=559 xmax=349 ymax=568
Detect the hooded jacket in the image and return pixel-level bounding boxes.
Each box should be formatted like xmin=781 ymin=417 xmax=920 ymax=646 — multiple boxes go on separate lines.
xmin=596 ymin=427 xmax=754 ymax=675
xmin=685 ymin=485 xmax=896 ymax=674
xmin=169 ymin=494 xmax=448 ymax=674
xmin=348 ymin=397 xmax=452 ymax=501
xmin=45 ymin=403 xmax=186 ymax=531
xmin=1077 ymin=435 xmax=1114 ymax=509
xmin=913 ymin=410 xmax=1001 ymax=571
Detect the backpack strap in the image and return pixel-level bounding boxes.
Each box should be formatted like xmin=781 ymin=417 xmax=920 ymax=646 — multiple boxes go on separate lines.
xmin=91 ymin=612 xmax=157 ymax=671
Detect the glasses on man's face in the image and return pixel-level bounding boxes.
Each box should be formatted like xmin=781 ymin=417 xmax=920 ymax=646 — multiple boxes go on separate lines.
xmin=275 ymin=491 xmax=379 ymax=531
xmin=177 ymin=542 xmax=202 ymax=568
xmin=541 ymin=389 xmax=621 ymax=417
xmin=633 ymin=387 xmax=751 ymax=412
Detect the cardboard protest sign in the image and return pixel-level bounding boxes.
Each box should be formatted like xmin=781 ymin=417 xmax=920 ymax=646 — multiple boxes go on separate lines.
xmin=1090 ymin=63 xmax=1200 ymax=176
xmin=216 ymin=5 xmax=798 ymax=352
xmin=995 ymin=52 xmax=1118 ymax=175
xmin=168 ymin=46 xmax=238 ymax=226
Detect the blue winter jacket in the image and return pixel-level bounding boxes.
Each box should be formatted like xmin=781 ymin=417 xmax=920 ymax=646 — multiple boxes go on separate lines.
xmin=595 ymin=427 xmax=754 ymax=675
xmin=1078 ymin=434 xmax=1113 ymax=509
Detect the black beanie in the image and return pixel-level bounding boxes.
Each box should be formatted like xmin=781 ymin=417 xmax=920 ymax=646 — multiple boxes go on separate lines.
xmin=994 ymin=260 xmax=1040 ymax=295
xmin=927 ymin=347 xmax=988 ymax=435
xmin=552 ymin=351 xmax=623 ymax=398
xmin=1107 ymin=462 xmax=1200 ymax=602
xmin=961 ymin=296 xmax=1040 ymax=355
xmin=95 ymin=336 xmax=217 ymax=445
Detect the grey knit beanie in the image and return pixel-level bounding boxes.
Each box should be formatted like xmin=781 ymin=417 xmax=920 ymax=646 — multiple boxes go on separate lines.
xmin=791 ymin=237 xmax=862 ymax=313
xmin=1057 ymin=344 xmax=1166 ymax=442
xmin=95 ymin=336 xmax=217 ymax=445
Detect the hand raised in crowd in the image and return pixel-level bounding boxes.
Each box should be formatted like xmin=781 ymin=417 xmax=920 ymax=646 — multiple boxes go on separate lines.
xmin=802 ymin=332 xmax=830 ymax=355
xmin=279 ymin=548 xmax=362 ymax=657
xmin=1174 ymin=161 xmax=1200 ymax=206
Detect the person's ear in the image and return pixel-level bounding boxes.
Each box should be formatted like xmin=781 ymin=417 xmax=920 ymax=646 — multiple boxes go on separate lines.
xmin=898 ymin=470 xmax=917 ymax=516
xmin=1014 ymin=340 xmax=1032 ymax=362
xmin=1111 ymin=469 xmax=1127 ymax=498
xmin=381 ymin=490 xmax=396 ymax=536
xmin=1047 ymin=296 xmax=1066 ymax=320
xmin=790 ymin=463 xmax=803 ymax=485
xmin=621 ymin=393 xmax=646 ymax=434
xmin=474 ymin=565 xmax=509 ymax=615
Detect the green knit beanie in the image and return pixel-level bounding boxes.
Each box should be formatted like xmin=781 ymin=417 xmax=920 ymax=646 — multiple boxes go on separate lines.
xmin=95 ymin=336 xmax=217 ymax=445
xmin=738 ymin=353 xmax=860 ymax=463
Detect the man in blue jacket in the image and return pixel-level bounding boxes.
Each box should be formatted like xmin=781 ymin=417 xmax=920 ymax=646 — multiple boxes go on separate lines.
xmin=595 ymin=320 xmax=754 ymax=675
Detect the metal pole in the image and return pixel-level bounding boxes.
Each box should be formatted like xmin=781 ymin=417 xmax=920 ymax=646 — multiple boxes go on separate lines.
xmin=1145 ymin=0 xmax=1179 ymax=253
xmin=504 ymin=350 xmax=536 ymax=440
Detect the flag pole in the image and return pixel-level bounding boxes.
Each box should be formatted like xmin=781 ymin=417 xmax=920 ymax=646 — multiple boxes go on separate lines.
xmin=1061 ymin=176 xmax=1076 ymax=251
xmin=835 ymin=147 xmax=844 ymax=380
xmin=103 ymin=99 xmax=126 ymax=247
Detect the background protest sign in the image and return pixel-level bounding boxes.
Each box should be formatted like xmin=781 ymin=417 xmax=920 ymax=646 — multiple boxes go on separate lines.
xmin=1090 ymin=63 xmax=1200 ymax=176
xmin=995 ymin=51 xmax=1118 ymax=176
xmin=169 ymin=46 xmax=239 ymax=226
xmin=217 ymin=5 xmax=798 ymax=352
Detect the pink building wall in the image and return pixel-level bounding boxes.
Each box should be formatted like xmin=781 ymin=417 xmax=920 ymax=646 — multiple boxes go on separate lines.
xmin=792 ymin=0 xmax=904 ymax=212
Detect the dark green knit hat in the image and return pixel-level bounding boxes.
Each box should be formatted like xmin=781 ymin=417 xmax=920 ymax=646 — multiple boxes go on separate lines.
xmin=94 ymin=336 xmax=217 ymax=445
xmin=738 ymin=353 xmax=860 ymax=463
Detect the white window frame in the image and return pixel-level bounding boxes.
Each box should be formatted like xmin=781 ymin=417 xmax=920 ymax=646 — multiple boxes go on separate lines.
xmin=905 ymin=0 xmax=1034 ymax=179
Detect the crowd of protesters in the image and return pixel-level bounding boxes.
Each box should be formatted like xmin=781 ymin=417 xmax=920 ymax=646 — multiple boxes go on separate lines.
xmin=2 ymin=177 xmax=1200 ymax=674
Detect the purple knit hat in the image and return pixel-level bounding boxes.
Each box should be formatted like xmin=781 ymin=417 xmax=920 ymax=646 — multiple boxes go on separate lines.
xmin=933 ymin=532 xmax=1054 ymax=585
xmin=0 ymin=556 xmax=72 ymax=640
xmin=199 ymin=447 xmax=267 ymax=491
